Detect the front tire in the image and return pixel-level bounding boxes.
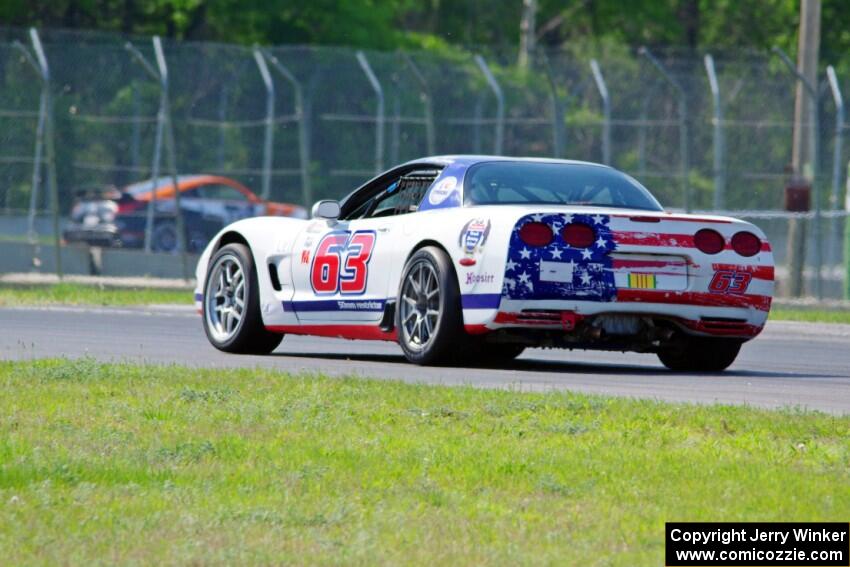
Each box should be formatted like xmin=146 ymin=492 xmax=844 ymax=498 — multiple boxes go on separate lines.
xmin=657 ymin=336 xmax=742 ymax=372
xmin=203 ymin=243 xmax=283 ymax=354
xmin=396 ymin=246 xmax=465 ymax=365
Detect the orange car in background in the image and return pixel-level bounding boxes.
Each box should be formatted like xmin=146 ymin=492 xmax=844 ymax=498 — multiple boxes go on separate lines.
xmin=64 ymin=175 xmax=307 ymax=252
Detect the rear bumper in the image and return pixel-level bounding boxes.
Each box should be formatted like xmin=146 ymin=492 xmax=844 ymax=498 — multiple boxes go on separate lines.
xmin=463 ymin=294 xmax=768 ymax=340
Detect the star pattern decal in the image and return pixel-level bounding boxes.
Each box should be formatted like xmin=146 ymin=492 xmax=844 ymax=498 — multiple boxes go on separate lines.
xmin=503 ymin=213 xmax=617 ymax=301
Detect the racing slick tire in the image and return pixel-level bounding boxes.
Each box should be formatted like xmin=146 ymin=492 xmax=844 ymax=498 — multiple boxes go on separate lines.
xmin=657 ymin=336 xmax=742 ymax=372
xmin=202 ymin=243 xmax=283 ymax=355
xmin=396 ymin=246 xmax=465 ymax=365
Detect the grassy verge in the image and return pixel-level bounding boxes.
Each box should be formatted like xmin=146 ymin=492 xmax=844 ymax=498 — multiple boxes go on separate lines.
xmin=0 ymin=283 xmax=193 ymax=307
xmin=770 ymin=308 xmax=850 ymax=324
xmin=0 ymin=359 xmax=847 ymax=565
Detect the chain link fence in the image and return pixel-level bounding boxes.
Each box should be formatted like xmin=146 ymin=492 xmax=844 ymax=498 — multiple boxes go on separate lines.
xmin=0 ymin=27 xmax=848 ymax=296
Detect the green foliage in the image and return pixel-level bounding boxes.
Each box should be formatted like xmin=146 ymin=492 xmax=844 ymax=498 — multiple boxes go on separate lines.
xmin=0 ymin=359 xmax=848 ymax=564
xmin=3 ymin=0 xmax=850 ymax=58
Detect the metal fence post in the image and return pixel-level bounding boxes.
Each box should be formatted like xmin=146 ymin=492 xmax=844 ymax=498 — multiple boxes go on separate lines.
xmin=11 ymin=40 xmax=46 ymax=245
xmin=356 ymin=51 xmax=385 ymax=174
xmin=474 ymin=55 xmax=504 ymax=155
xmin=263 ymin=50 xmax=313 ymax=207
xmin=539 ymin=50 xmax=565 ymax=158
xmin=130 ymin=81 xmax=141 ymax=180
xmin=29 ymin=28 xmax=62 ymax=278
xmin=126 ymin=37 xmax=188 ymax=278
xmin=217 ymin=87 xmax=229 ymax=170
xmin=153 ymin=37 xmax=189 ymax=280
xmin=589 ymin=59 xmax=611 ymax=165
xmin=390 ymin=81 xmax=401 ymax=165
xmin=846 ymin=161 xmax=850 ymax=299
xmin=640 ymin=47 xmax=691 ymax=212
xmin=471 ymin=96 xmax=484 ymax=153
xmin=253 ymin=47 xmax=275 ymax=201
xmin=826 ymin=66 xmax=845 ymax=268
xmin=774 ymin=46 xmax=822 ymax=299
xmin=637 ymin=86 xmax=655 ymax=178
xmin=400 ymin=52 xmax=435 ymax=155
xmin=704 ymin=54 xmax=726 ymax=210
xmin=125 ymin=41 xmax=164 ymax=254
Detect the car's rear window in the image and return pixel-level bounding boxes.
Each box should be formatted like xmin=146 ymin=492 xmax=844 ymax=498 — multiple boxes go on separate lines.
xmin=464 ymin=161 xmax=662 ymax=211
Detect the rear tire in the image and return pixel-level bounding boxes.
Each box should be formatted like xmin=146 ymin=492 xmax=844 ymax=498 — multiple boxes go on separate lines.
xmin=657 ymin=336 xmax=742 ymax=372
xmin=396 ymin=246 xmax=465 ymax=365
xmin=203 ymin=243 xmax=283 ymax=354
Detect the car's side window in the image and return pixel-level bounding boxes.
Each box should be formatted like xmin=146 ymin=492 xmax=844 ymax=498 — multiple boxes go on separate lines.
xmin=201 ymin=184 xmax=248 ymax=202
xmin=348 ymin=169 xmax=441 ymax=220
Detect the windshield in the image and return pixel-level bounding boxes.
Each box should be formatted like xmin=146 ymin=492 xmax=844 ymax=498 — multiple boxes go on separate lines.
xmin=464 ymin=161 xmax=663 ymax=211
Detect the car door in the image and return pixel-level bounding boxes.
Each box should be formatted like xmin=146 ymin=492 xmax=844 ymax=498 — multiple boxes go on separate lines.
xmin=288 ymin=167 xmax=440 ymax=323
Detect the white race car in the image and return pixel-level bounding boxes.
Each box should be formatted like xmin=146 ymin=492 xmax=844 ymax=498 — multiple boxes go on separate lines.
xmin=195 ymin=156 xmax=774 ymax=371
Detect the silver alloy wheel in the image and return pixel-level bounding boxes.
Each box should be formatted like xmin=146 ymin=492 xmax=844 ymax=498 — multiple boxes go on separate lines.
xmin=205 ymin=253 xmax=246 ymax=342
xmin=399 ymin=259 xmax=441 ymax=350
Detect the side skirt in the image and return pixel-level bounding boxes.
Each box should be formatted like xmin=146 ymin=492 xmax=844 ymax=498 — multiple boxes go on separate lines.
xmin=265 ymin=324 xmax=398 ymax=342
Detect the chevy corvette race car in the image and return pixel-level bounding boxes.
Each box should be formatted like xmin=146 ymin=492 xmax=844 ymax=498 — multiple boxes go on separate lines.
xmin=194 ymin=156 xmax=774 ymax=371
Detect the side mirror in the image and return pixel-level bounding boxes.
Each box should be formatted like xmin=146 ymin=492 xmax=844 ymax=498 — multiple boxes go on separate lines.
xmin=311 ymin=199 xmax=341 ymax=220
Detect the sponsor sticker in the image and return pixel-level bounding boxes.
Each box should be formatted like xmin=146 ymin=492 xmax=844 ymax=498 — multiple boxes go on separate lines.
xmin=465 ymin=272 xmax=495 ymax=286
xmin=428 ymin=176 xmax=457 ymax=205
xmin=458 ymin=218 xmax=491 ymax=257
xmin=627 ymin=272 xmax=656 ymax=289
xmin=336 ymin=300 xmax=383 ymax=311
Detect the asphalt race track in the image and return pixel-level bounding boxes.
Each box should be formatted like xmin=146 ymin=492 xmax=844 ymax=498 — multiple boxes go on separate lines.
xmin=2 ymin=305 xmax=849 ymax=414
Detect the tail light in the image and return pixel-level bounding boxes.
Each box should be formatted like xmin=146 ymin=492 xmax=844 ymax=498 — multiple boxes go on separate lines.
xmin=694 ymin=229 xmax=724 ymax=254
xmin=518 ymin=222 xmax=553 ymax=247
xmin=561 ymin=223 xmax=595 ymax=248
xmin=731 ymin=231 xmax=761 ymax=257
xmin=116 ymin=200 xmax=145 ymax=215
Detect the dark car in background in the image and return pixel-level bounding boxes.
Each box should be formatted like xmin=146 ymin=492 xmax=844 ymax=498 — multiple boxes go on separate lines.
xmin=63 ymin=175 xmax=307 ymax=253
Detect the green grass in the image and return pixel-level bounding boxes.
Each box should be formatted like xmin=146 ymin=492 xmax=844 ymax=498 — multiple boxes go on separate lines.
xmin=0 ymin=283 xmax=193 ymax=307
xmin=770 ymin=308 xmax=850 ymax=324
xmin=0 ymin=359 xmax=847 ymax=565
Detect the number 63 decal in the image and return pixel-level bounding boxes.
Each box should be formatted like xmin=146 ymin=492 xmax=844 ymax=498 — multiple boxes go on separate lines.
xmin=708 ymin=270 xmax=752 ymax=295
xmin=310 ymin=230 xmax=376 ymax=295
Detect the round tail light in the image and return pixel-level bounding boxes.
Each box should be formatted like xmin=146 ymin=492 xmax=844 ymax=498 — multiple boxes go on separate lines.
xmin=561 ymin=223 xmax=595 ymax=248
xmin=518 ymin=222 xmax=553 ymax=247
xmin=731 ymin=231 xmax=761 ymax=257
xmin=693 ymin=229 xmax=725 ymax=255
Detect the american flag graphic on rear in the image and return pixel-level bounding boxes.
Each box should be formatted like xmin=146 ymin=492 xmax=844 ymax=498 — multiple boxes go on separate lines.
xmin=504 ymin=213 xmax=617 ymax=302
xmin=499 ymin=211 xmax=773 ymax=315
